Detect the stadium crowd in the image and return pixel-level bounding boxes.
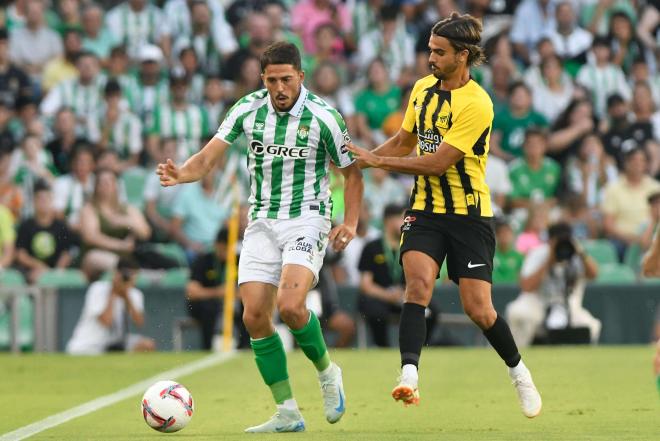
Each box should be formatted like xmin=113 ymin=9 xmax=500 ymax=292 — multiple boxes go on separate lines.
xmin=1 ymin=0 xmax=660 ymax=349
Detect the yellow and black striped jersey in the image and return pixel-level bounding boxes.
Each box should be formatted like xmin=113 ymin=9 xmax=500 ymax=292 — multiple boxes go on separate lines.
xmin=402 ymin=75 xmax=493 ymax=217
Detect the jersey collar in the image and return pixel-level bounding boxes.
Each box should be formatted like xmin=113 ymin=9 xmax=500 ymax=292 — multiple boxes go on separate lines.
xmin=267 ymin=85 xmax=308 ymax=119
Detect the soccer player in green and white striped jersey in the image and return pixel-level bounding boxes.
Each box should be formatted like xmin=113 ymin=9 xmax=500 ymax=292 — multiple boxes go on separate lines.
xmin=157 ymin=41 xmax=363 ymax=433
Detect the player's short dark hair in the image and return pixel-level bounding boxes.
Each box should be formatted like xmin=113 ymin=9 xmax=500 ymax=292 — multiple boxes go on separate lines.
xmin=383 ymin=204 xmax=404 ymax=220
xmin=260 ymin=41 xmax=301 ymax=72
xmin=431 ymin=12 xmax=485 ymax=66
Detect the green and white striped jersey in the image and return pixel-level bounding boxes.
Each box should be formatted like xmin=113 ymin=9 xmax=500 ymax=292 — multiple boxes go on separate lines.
xmin=216 ymin=86 xmax=353 ymax=220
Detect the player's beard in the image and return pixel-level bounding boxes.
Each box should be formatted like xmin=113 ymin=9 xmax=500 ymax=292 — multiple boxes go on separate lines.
xmin=430 ymin=60 xmax=458 ymax=81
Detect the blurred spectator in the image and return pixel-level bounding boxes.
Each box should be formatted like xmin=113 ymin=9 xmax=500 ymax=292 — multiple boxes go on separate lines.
xmin=143 ymin=138 xmax=181 ymax=242
xmin=0 ymin=28 xmax=32 ymax=109
xmin=485 ymin=153 xmax=512 ymax=216
xmin=222 ymin=12 xmax=274 ymax=82
xmin=122 ymin=44 xmax=170 ymax=125
xmin=630 ymin=57 xmax=660 ymax=111
xmin=565 ymin=133 xmax=618 ymax=209
xmin=493 ymin=218 xmax=524 ymax=284
xmin=530 ymin=54 xmax=574 ymax=123
xmin=186 ymin=227 xmax=229 ymax=350
xmin=46 ymin=107 xmax=88 ymax=174
xmin=177 ymin=46 xmax=205 ymax=104
xmin=310 ymin=61 xmax=355 ymax=134
xmin=515 ymin=203 xmax=550 ymax=255
xmin=350 ymin=0 xmax=385 ymax=48
xmin=356 ymin=5 xmax=414 ymax=84
xmin=54 ymin=0 xmax=82 ymax=35
xmin=303 ymin=23 xmax=348 ymax=80
xmin=337 ymin=203 xmax=379 ymax=286
xmin=9 ymin=94 xmax=39 ymax=142
xmin=491 ymin=81 xmax=548 ymax=160
xmin=0 ymin=203 xmax=16 ymax=269
xmin=15 ymin=181 xmax=73 ymax=284
xmin=9 ymin=0 xmax=63 ymax=83
xmin=576 ymin=36 xmax=630 ymax=118
xmin=228 ymin=53 xmax=262 ymax=103
xmin=0 ymin=148 xmax=23 ymax=219
xmin=625 ymin=81 xmax=660 ymax=176
xmin=642 ymin=193 xmax=660 ymax=277
xmin=523 ymin=37 xmax=557 ymax=89
xmin=13 ymin=134 xmax=58 ymax=217
xmin=547 ymin=97 xmax=595 ymax=164
xmin=509 ymin=128 xmax=560 ymax=210
xmin=507 ymin=222 xmax=600 ymax=347
xmin=81 ymin=4 xmax=115 ymax=63
xmin=40 ymin=51 xmax=104 ymax=127
xmin=609 ymin=11 xmax=642 ymax=74
xmin=147 ymin=70 xmax=208 ymax=164
xmin=600 ymin=93 xmax=631 ymax=168
xmin=510 ymin=0 xmax=556 ymax=64
xmin=105 ymin=0 xmax=171 ymax=63
xmin=262 ymin=0 xmax=304 ymax=52
xmin=66 ymin=255 xmax=156 ymax=354
xmin=363 ymin=168 xmax=408 ymax=228
xmin=637 ymin=1 xmax=660 ymax=70
xmin=202 ymin=75 xmax=227 ymax=131
xmin=87 ymin=79 xmax=142 ymax=171
xmin=41 ymin=28 xmax=82 ymax=93
xmin=315 ymin=265 xmax=356 ymax=348
xmin=355 ymin=58 xmax=401 ymax=148
xmin=53 ymin=145 xmax=95 ymax=231
xmin=559 ymin=193 xmax=596 ymax=241
xmin=641 ymin=191 xmax=660 ymax=252
xmin=106 ymin=45 xmax=131 ymax=85
xmin=171 ymin=169 xmax=227 ymax=261
xmin=602 ymin=148 xmax=660 ymax=260
xmin=0 ymin=100 xmax=15 ymax=154
xmin=358 ymin=204 xmax=438 ymax=347
xmin=486 ymin=55 xmax=518 ymax=116
xmin=79 ymin=168 xmax=151 ymax=279
xmin=291 ymin=0 xmax=351 ymax=55
xmin=544 ymin=1 xmax=592 ymax=74
xmin=583 ymin=0 xmax=636 ymax=37
xmin=169 ymin=0 xmax=237 ymax=76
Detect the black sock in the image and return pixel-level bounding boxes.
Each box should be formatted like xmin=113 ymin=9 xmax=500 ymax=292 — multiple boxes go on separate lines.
xmin=399 ymin=302 xmax=427 ymax=368
xmin=483 ymin=315 xmax=521 ymax=368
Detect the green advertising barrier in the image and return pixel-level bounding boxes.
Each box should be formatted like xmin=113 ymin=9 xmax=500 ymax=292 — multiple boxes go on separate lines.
xmin=52 ymin=283 xmax=660 ymax=352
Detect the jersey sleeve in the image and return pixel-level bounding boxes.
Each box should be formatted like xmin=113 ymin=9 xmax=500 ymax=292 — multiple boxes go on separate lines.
xmin=321 ymin=109 xmax=354 ymax=168
xmin=215 ymin=101 xmax=248 ymax=144
xmin=402 ymin=81 xmax=422 ymax=133
xmin=442 ymin=99 xmax=493 ymax=155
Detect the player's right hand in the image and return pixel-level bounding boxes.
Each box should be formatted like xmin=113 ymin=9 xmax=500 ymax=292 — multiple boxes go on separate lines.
xmin=156 ymin=159 xmax=179 ymax=187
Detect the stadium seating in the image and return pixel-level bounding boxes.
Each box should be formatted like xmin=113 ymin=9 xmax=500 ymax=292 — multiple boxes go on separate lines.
xmin=593 ymin=263 xmax=637 ymax=284
xmin=0 ymin=269 xmax=33 ymax=351
xmin=151 ymin=243 xmax=188 ymax=268
xmin=36 ymin=269 xmax=87 ymax=288
xmin=584 ymin=240 xmax=618 ymax=265
xmin=161 ymin=268 xmax=190 ymax=288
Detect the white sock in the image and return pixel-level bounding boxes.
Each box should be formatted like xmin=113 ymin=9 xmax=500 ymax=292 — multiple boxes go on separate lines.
xmin=318 ymin=363 xmax=334 ymax=378
xmin=402 ymin=364 xmax=418 ymax=382
xmin=508 ymin=359 xmax=527 ymax=377
xmin=278 ymin=398 xmax=299 ymax=412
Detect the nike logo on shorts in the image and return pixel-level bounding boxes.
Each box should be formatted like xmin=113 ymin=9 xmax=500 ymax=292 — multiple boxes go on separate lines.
xmin=467 ymin=261 xmax=486 ymax=269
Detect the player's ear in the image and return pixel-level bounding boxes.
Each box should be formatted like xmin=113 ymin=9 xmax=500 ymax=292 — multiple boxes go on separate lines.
xmin=299 ymin=69 xmax=305 ymax=83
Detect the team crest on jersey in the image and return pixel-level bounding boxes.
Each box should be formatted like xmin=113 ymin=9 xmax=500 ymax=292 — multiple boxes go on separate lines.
xmin=297 ymin=125 xmax=309 ymax=139
xmin=437 ymin=101 xmax=451 ymax=130
xmin=402 ymin=215 xmax=416 ymax=231
xmin=254 ymin=122 xmax=265 ymax=131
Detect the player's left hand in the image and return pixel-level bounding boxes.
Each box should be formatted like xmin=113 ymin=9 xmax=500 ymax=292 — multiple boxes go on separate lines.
xmin=346 ymin=142 xmax=381 ymax=169
xmin=329 ymin=223 xmax=356 ymax=252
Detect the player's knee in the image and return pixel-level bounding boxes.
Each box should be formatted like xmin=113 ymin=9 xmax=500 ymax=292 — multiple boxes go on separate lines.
xmin=404 ymin=276 xmax=433 ymax=304
xmin=277 ymin=299 xmax=307 ymax=327
xmin=464 ymin=304 xmax=496 ymax=329
xmin=243 ymin=309 xmax=270 ymax=334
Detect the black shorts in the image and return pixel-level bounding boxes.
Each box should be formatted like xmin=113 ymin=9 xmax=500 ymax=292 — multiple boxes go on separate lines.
xmin=399 ymin=209 xmax=495 ymax=284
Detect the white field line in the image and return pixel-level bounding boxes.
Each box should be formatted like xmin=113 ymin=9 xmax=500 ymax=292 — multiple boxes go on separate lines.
xmin=0 ymin=352 xmax=236 ymax=441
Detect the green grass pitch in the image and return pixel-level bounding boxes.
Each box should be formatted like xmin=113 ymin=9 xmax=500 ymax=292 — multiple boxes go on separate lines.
xmin=1 ymin=347 xmax=658 ymax=440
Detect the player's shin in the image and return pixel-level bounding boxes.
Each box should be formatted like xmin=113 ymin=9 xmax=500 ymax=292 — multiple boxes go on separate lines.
xmin=289 ymin=310 xmax=331 ymax=371
xmin=482 ymin=314 xmax=521 ymax=368
xmin=250 ymin=333 xmax=294 ymax=405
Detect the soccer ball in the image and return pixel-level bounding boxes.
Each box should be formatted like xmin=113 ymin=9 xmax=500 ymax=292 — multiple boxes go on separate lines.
xmin=141 ymin=380 xmax=194 ymax=433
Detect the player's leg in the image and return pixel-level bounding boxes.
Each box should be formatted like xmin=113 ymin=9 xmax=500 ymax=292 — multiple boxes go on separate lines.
xmin=277 ymin=215 xmax=345 ymax=424
xmin=239 ymin=219 xmax=305 ymax=433
xmin=448 ymin=215 xmax=541 ymax=418
xmin=392 ymin=250 xmax=439 ymax=406
xmin=242 ymin=281 xmax=305 ymax=433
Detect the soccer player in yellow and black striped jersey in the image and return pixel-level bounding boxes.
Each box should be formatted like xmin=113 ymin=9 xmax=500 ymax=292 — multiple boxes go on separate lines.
xmin=348 ymin=12 xmax=542 ymax=417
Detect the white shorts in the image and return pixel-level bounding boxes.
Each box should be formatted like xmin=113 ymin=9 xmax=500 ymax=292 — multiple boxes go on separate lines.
xmin=238 ymin=213 xmax=331 ymax=287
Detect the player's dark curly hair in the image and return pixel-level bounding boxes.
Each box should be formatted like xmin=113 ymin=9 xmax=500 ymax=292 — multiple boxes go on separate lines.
xmin=431 ymin=12 xmax=486 ymax=67
xmin=260 ymin=41 xmax=302 ymax=72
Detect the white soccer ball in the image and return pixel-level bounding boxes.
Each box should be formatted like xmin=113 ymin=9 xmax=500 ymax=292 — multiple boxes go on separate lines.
xmin=141 ymin=380 xmax=194 ymax=433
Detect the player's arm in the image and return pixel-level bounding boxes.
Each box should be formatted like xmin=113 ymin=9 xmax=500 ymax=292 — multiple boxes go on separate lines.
xmin=157 ymin=137 xmax=230 ymax=186
xmin=348 ymin=140 xmax=465 ymax=176
xmin=642 ymin=229 xmax=660 ymax=277
xmin=371 ymin=128 xmax=418 ymax=158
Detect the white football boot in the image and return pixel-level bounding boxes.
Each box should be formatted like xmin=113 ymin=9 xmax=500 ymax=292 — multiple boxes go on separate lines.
xmin=319 ymin=362 xmax=346 ymax=423
xmin=509 ymin=361 xmax=542 ymax=418
xmin=244 ymin=407 xmax=306 ymax=433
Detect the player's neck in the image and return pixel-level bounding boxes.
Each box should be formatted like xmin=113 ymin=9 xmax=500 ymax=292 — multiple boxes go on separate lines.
xmin=439 ymin=69 xmax=470 ymax=91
